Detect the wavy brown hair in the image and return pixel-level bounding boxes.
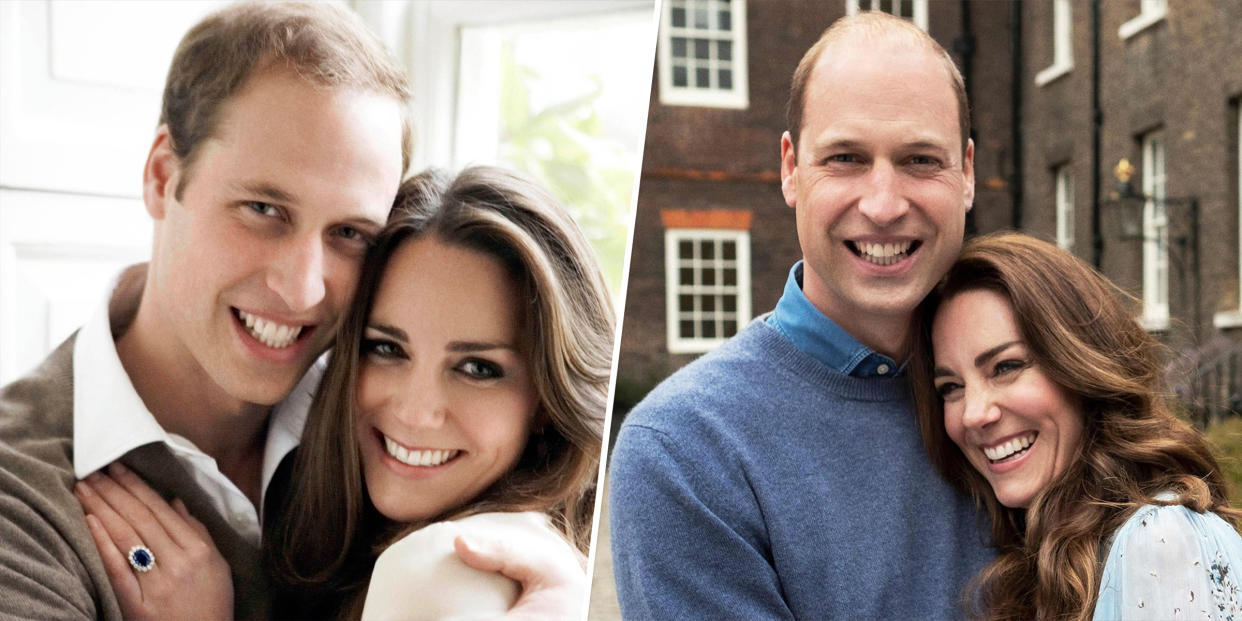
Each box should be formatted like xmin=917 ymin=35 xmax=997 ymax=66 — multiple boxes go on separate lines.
xmin=909 ymin=232 xmax=1241 ymax=621
xmin=267 ymin=167 xmax=613 ymax=618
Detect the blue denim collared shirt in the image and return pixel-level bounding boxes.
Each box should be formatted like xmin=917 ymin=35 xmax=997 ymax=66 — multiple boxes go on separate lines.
xmin=766 ymin=262 xmax=904 ymax=378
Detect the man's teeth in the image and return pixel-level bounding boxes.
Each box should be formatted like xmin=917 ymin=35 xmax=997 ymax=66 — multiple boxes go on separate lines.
xmin=237 ymin=310 xmax=302 ymax=348
xmin=856 ymin=241 xmax=914 ymax=266
xmin=983 ymin=433 xmax=1037 ymax=462
xmin=384 ymin=436 xmax=459 ymax=467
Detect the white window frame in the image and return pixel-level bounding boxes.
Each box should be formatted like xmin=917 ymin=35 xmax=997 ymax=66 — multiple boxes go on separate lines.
xmin=1119 ymin=0 xmax=1167 ymax=40
xmin=1055 ymin=164 xmax=1074 ymax=250
xmin=665 ymin=228 xmax=752 ymax=354
xmin=1035 ymin=0 xmax=1073 ymax=86
xmin=1141 ymin=132 xmax=1169 ymax=331
xmin=657 ymin=0 xmax=749 ymax=108
xmin=1215 ymin=102 xmax=1242 ymax=329
xmin=845 ymin=0 xmax=929 ymax=32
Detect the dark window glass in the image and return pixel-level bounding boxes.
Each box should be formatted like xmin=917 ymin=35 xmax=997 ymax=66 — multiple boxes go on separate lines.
xmin=701 ymin=240 xmax=715 ymax=260
xmin=678 ymin=239 xmax=693 ymax=259
xmin=702 ymin=268 xmax=716 ymax=286
xmin=718 ymin=9 xmax=731 ymax=31
xmin=719 ymin=69 xmax=732 ymax=90
xmin=694 ymin=38 xmax=710 ymax=59
xmin=722 ymin=240 xmax=736 ymax=259
xmin=723 ymin=295 xmax=737 ymax=312
xmin=680 ymin=267 xmax=695 ymax=285
xmin=680 ymin=320 xmax=695 ymax=338
xmin=679 ymin=294 xmax=694 ymax=312
xmin=695 ymin=67 xmax=711 ymax=88
xmin=671 ymin=6 xmax=686 ymax=27
xmin=671 ymin=37 xmax=688 ymax=58
xmin=702 ymin=295 xmax=716 ymax=312
xmin=723 ymin=268 xmax=737 ymax=286
xmin=717 ymin=40 xmax=732 ymax=61
xmin=673 ymin=65 xmax=688 ymax=87
xmin=702 ymin=320 xmax=717 ymax=338
xmin=723 ymin=319 xmax=738 ymax=336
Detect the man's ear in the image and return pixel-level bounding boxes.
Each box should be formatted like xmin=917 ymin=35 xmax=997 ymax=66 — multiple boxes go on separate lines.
xmin=780 ymin=131 xmax=798 ymax=208
xmin=142 ymin=125 xmax=182 ymax=220
xmin=962 ymin=138 xmax=976 ymax=212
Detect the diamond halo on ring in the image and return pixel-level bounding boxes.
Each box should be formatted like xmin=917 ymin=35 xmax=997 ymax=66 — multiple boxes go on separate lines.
xmin=127 ymin=545 xmax=155 ymax=573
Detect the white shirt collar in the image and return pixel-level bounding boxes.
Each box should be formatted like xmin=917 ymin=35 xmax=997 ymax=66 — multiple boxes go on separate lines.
xmin=72 ymin=265 xmax=319 ymax=543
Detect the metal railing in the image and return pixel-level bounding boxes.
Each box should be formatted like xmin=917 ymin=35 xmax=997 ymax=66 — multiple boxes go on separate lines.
xmin=1184 ymin=341 xmax=1242 ymax=428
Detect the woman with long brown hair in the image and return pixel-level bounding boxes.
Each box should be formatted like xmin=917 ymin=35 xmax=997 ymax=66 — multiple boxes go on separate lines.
xmin=77 ymin=166 xmax=613 ymax=620
xmin=910 ymin=231 xmax=1242 ymax=620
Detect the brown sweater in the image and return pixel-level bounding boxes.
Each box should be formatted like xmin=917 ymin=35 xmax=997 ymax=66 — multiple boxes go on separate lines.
xmin=0 ymin=335 xmax=273 ymax=620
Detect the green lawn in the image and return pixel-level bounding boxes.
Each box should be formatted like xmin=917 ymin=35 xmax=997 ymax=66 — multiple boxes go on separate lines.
xmin=1205 ymin=416 xmax=1242 ymax=499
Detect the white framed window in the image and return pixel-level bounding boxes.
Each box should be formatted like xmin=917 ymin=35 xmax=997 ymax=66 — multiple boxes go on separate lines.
xmin=1216 ymin=102 xmax=1242 ymax=329
xmin=657 ymin=0 xmax=749 ymax=108
xmin=1035 ymin=0 xmax=1073 ymax=86
xmin=1119 ymin=0 xmax=1167 ymax=40
xmin=845 ymin=0 xmax=929 ymax=32
xmin=1141 ymin=131 xmax=1169 ymax=330
xmin=1055 ymin=164 xmax=1074 ymax=250
xmin=665 ymin=228 xmax=752 ymax=353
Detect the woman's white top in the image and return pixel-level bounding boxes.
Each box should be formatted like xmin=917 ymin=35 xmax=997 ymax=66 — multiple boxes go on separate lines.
xmin=1094 ymin=496 xmax=1242 ymax=620
xmin=360 ymin=511 xmax=577 ymax=621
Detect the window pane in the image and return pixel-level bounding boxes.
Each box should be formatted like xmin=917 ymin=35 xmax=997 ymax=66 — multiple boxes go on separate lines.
xmin=671 ymin=37 xmax=688 ymax=59
xmin=679 ymin=294 xmax=694 ymax=312
xmin=701 ymin=240 xmax=715 ymax=259
xmin=702 ymin=320 xmax=717 ymax=338
xmin=702 ymin=268 xmax=716 ymax=286
xmin=718 ymin=8 xmax=731 ymax=31
xmin=723 ymin=267 xmax=736 ymax=286
xmin=718 ymin=69 xmax=732 ymax=90
xmin=694 ymin=38 xmax=709 ymax=60
xmin=671 ymin=6 xmax=686 ymax=28
xmin=723 ymin=319 xmax=738 ymax=336
xmin=695 ymin=67 xmax=711 ymax=88
xmin=680 ymin=319 xmax=695 ymax=338
xmin=673 ymin=65 xmax=688 ymax=87
xmin=723 ymin=295 xmax=737 ymax=312
xmin=694 ymin=6 xmax=708 ymax=29
xmin=680 ymin=267 xmax=694 ymax=284
xmin=722 ymin=240 xmax=736 ymax=259
xmin=678 ymin=239 xmax=693 ymax=259
xmin=717 ymin=40 xmax=732 ymax=61
xmin=702 ymin=295 xmax=716 ymax=312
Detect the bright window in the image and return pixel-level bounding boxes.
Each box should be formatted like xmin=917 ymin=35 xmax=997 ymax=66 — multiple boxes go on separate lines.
xmin=1035 ymin=0 xmax=1073 ymax=86
xmin=1141 ymin=131 xmax=1169 ymax=330
xmin=657 ymin=0 xmax=748 ymax=108
xmin=1055 ymin=164 xmax=1074 ymax=250
xmin=845 ymin=0 xmax=929 ymax=31
xmin=665 ymin=228 xmax=752 ymax=353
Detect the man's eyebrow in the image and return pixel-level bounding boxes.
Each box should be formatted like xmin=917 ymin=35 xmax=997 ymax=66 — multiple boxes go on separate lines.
xmin=366 ymin=323 xmax=407 ymax=342
xmin=235 ymin=182 xmax=297 ymax=204
xmin=901 ymin=140 xmax=952 ymax=153
xmin=448 ymin=341 xmax=518 ymax=353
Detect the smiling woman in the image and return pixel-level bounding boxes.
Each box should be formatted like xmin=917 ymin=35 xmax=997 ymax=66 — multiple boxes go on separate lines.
xmin=909 ymin=232 xmax=1242 ymax=621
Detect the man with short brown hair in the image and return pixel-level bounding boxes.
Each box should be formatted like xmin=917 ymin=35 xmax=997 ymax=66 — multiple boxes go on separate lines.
xmin=610 ymin=12 xmax=992 ymax=620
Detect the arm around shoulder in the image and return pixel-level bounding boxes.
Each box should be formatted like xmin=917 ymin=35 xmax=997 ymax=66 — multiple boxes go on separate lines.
xmin=608 ymin=421 xmax=793 ymax=621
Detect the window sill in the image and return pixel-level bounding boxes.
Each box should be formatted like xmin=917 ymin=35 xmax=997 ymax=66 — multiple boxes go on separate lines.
xmin=1139 ymin=314 xmax=1170 ymax=332
xmin=1214 ymin=310 xmax=1242 ymax=330
xmin=1035 ymin=62 xmax=1073 ymax=87
xmin=1119 ymin=8 xmax=1166 ymax=40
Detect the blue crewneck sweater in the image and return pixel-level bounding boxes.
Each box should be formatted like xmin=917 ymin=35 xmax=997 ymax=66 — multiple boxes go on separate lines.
xmin=609 ymin=319 xmax=994 ymax=620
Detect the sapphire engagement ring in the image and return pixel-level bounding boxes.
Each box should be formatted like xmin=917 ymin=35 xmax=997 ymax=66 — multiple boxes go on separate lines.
xmin=127 ymin=545 xmax=156 ymax=573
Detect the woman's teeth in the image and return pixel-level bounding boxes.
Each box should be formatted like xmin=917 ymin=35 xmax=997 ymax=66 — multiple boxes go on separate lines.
xmin=238 ymin=310 xmax=302 ymax=348
xmin=855 ymin=241 xmax=914 ymax=266
xmin=983 ymin=433 xmax=1037 ymax=463
xmin=383 ymin=436 xmax=459 ymax=467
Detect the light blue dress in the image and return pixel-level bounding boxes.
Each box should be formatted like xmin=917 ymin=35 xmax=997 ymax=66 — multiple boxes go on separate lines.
xmin=1094 ymin=498 xmax=1242 ymax=620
